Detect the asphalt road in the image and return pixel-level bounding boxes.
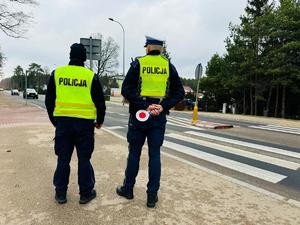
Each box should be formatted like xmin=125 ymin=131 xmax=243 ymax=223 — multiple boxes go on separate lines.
xmin=7 ymin=92 xmax=300 ymax=202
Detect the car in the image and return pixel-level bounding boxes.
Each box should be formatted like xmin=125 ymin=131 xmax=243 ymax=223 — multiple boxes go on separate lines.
xmin=11 ymin=89 xmax=19 ymax=95
xmin=23 ymin=88 xmax=38 ymax=99
xmin=182 ymin=99 xmax=195 ymax=110
xmin=0 ymin=88 xmax=4 ymax=91
xmin=174 ymin=99 xmax=195 ymax=110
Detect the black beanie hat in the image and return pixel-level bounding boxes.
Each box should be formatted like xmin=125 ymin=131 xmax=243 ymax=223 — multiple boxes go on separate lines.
xmin=69 ymin=43 xmax=87 ymax=62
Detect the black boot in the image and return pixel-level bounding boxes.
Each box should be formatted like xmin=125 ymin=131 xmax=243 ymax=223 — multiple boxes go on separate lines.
xmin=55 ymin=192 xmax=67 ymax=204
xmin=147 ymin=193 xmax=158 ymax=208
xmin=79 ymin=189 xmax=97 ymax=204
xmin=116 ymin=186 xmax=134 ymax=199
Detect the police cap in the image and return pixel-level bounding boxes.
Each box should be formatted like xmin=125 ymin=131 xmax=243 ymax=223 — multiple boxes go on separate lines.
xmin=144 ymin=36 xmax=164 ymax=47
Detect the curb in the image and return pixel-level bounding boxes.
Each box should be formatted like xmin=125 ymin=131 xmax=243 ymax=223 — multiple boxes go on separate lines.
xmin=192 ymin=121 xmax=234 ymax=129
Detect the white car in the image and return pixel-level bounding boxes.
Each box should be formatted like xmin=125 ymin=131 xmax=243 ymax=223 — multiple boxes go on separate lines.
xmin=11 ymin=89 xmax=19 ymax=95
xmin=23 ymin=88 xmax=38 ymax=99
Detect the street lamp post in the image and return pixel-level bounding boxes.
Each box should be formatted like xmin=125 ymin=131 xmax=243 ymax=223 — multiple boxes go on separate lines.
xmin=108 ymin=18 xmax=125 ymax=77
xmin=25 ymin=70 xmax=28 ymax=106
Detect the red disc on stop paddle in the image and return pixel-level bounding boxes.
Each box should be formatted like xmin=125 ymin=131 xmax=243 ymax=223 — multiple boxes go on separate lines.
xmin=136 ymin=110 xmax=150 ymax=122
xmin=139 ymin=112 xmax=146 ymax=119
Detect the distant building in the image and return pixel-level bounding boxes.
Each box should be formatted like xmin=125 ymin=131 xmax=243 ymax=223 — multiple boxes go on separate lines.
xmin=111 ymin=88 xmax=122 ymax=97
xmin=110 ymin=74 xmax=124 ymax=97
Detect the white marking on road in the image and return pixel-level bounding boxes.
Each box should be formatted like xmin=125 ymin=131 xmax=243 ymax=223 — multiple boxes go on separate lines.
xmin=264 ymin=125 xmax=300 ymax=131
xmin=102 ymin=128 xmax=300 ymax=209
xmin=167 ymin=117 xmax=206 ymax=130
xmin=105 ymin=126 xmax=124 ymax=130
xmin=167 ymin=121 xmax=204 ymax=131
xmin=249 ymin=125 xmax=300 ymax=135
xmin=169 ymin=116 xmax=191 ymax=122
xmin=162 ymin=152 xmax=288 ymax=201
xmin=166 ymin=133 xmax=300 ymax=170
xmin=163 ymin=141 xmax=286 ymax=183
xmin=118 ymin=113 xmax=128 ymax=116
xmin=186 ymin=131 xmax=300 ymax=159
xmin=102 ymin=128 xmax=127 ymax=140
xmin=168 ymin=117 xmax=190 ymax=124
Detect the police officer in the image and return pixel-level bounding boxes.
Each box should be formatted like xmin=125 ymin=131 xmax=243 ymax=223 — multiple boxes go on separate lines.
xmin=116 ymin=36 xmax=184 ymax=208
xmin=45 ymin=43 xmax=106 ymax=204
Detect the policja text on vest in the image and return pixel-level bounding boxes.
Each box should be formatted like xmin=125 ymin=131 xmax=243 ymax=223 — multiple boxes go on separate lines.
xmin=58 ymin=77 xmax=87 ymax=87
xmin=142 ymin=66 xmax=167 ymax=75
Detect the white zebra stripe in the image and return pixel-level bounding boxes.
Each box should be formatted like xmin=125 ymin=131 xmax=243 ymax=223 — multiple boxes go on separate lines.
xmin=163 ymin=141 xmax=287 ymax=183
xmin=185 ymin=131 xmax=300 ymax=159
xmin=249 ymin=125 xmax=300 ymax=135
xmin=166 ymin=133 xmax=300 ymax=170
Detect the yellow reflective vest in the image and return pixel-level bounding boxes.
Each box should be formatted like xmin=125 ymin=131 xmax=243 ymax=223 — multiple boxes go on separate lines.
xmin=138 ymin=55 xmax=170 ymax=97
xmin=53 ymin=65 xmax=96 ymax=120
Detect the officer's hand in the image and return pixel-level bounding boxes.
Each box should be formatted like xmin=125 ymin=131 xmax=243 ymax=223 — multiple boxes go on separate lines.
xmin=146 ymin=105 xmax=156 ymax=113
xmin=148 ymin=104 xmax=163 ymax=116
xmin=95 ymin=123 xmax=102 ymax=129
xmin=146 ymin=105 xmax=158 ymax=116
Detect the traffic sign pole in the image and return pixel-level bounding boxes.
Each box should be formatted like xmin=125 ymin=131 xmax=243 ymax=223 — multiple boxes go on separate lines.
xmin=192 ymin=63 xmax=203 ymax=124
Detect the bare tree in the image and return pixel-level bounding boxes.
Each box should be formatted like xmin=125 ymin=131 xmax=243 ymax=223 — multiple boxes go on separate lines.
xmin=0 ymin=0 xmax=38 ymax=38
xmin=0 ymin=47 xmax=4 ymax=77
xmin=91 ymin=33 xmax=120 ymax=77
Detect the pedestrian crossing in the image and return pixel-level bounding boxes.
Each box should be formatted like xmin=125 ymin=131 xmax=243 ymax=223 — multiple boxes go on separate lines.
xmin=163 ymin=140 xmax=287 ymax=183
xmin=164 ymin=131 xmax=300 ymax=184
xmin=185 ymin=131 xmax=300 ymax=159
xmin=166 ymin=133 xmax=300 ymax=170
xmin=104 ymin=114 xmax=300 ymax=188
xmin=249 ymin=124 xmax=300 ymax=135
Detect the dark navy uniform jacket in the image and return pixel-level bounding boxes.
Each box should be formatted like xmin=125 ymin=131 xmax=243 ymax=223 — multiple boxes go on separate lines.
xmin=45 ymin=60 xmax=106 ymax=126
xmin=122 ymin=50 xmax=185 ymax=114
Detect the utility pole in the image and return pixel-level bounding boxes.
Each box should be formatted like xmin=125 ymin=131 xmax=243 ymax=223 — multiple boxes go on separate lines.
xmin=25 ymin=70 xmax=28 ymax=106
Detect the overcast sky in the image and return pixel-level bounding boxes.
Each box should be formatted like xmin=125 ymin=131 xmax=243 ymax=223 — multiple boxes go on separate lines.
xmin=1 ymin=0 xmax=248 ymax=79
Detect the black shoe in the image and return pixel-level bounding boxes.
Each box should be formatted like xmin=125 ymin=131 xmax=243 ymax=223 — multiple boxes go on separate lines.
xmin=55 ymin=192 xmax=67 ymax=204
xmin=79 ymin=189 xmax=97 ymax=204
xmin=116 ymin=186 xmax=134 ymax=200
xmin=147 ymin=194 xmax=158 ymax=208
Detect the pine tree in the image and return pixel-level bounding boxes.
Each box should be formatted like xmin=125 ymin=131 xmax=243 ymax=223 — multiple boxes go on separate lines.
xmin=162 ymin=42 xmax=171 ymax=60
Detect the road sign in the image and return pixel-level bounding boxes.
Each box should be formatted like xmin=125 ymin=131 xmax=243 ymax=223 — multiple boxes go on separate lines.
xmin=195 ymin=63 xmax=203 ymax=80
xmin=80 ymin=37 xmax=102 ymax=60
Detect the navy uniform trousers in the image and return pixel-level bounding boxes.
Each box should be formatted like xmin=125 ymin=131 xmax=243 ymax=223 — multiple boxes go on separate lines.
xmin=123 ymin=112 xmax=166 ymax=194
xmin=53 ymin=118 xmax=95 ymax=195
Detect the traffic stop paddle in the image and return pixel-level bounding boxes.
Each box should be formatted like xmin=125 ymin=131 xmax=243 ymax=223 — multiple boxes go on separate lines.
xmin=136 ymin=110 xmax=150 ymax=122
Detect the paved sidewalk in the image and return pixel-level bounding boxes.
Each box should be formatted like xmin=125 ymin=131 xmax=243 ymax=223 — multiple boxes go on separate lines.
xmin=1 ymin=93 xmax=300 ymax=225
